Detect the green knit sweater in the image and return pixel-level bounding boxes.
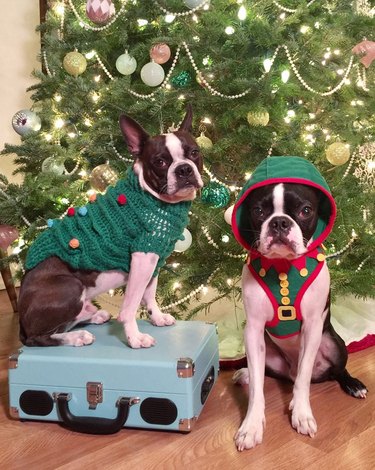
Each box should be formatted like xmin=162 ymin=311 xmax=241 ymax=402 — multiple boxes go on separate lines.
xmin=25 ymin=169 xmax=191 ymax=276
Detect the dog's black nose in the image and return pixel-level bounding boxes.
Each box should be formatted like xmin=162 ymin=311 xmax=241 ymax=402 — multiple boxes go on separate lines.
xmin=175 ymin=164 xmax=193 ymax=178
xmin=270 ymin=216 xmax=292 ymax=233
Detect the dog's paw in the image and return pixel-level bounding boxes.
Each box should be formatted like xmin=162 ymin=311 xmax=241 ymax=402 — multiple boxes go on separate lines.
xmin=52 ymin=330 xmax=95 ymax=347
xmin=232 ymin=368 xmax=249 ymax=386
xmin=289 ymin=399 xmax=317 ymax=437
xmin=90 ymin=309 xmax=111 ymax=324
xmin=127 ymin=332 xmax=156 ymax=349
xmin=149 ymin=311 xmax=176 ymax=327
xmin=234 ymin=414 xmax=265 ymax=451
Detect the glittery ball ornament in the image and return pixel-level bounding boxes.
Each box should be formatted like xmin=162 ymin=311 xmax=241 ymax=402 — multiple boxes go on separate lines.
xmin=184 ymin=0 xmax=210 ymax=9
xmin=171 ymin=71 xmax=192 ymax=88
xmin=247 ymin=110 xmax=269 ymax=126
xmin=201 ymin=182 xmax=231 ymax=208
xmin=12 ymin=109 xmax=41 ymax=136
xmin=63 ymin=51 xmax=87 ymax=77
xmin=150 ymin=43 xmax=171 ymax=65
xmin=0 ymin=225 xmax=19 ymax=250
xmin=86 ymin=0 xmax=115 ymax=25
xmin=89 ymin=164 xmax=119 ymax=192
xmin=140 ymin=61 xmax=165 ymax=87
xmin=326 ymin=142 xmax=350 ymax=166
xmin=41 ymin=157 xmax=65 ymax=175
xmin=116 ymin=51 xmax=137 ymax=75
xmin=174 ymin=228 xmax=192 ymax=252
xmin=196 ymin=132 xmax=213 ymax=149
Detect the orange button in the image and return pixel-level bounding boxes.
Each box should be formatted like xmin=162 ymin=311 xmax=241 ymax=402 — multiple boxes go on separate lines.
xmin=259 ymin=268 xmax=266 ymax=277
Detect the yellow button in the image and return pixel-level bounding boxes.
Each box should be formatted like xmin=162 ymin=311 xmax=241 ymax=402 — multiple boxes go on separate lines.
xmin=259 ymin=268 xmax=266 ymax=277
xmin=317 ymin=253 xmax=326 ymax=262
xmin=278 ymin=272 xmax=288 ymax=281
xmin=281 ymin=297 xmax=291 ymax=305
xmin=300 ymin=268 xmax=308 ymax=277
xmin=280 ymin=288 xmax=289 ymax=296
xmin=280 ymin=280 xmax=289 ymax=288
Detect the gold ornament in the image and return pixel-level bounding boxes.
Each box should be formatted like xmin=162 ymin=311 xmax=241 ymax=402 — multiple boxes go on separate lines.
xmin=247 ymin=110 xmax=269 ymax=126
xmin=89 ymin=164 xmax=118 ymax=192
xmin=326 ymin=142 xmax=350 ymax=166
xmin=196 ymin=132 xmax=213 ymax=149
xmin=63 ymin=51 xmax=87 ymax=77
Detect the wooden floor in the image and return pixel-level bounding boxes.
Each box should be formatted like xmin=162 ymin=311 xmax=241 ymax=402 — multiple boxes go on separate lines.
xmin=0 ymin=289 xmax=374 ymax=470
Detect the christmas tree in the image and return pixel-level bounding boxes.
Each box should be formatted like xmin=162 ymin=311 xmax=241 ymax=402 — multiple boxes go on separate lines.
xmin=1 ymin=0 xmax=374 ymax=323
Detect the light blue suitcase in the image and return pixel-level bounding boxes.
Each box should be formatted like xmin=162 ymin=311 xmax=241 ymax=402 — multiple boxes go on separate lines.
xmin=8 ymin=320 xmax=219 ymax=434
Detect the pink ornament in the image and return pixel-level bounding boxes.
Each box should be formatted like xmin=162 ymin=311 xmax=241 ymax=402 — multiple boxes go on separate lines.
xmin=352 ymin=40 xmax=375 ymax=68
xmin=0 ymin=225 xmax=19 ymax=250
xmin=86 ymin=0 xmax=115 ymax=25
xmin=150 ymin=43 xmax=171 ymax=65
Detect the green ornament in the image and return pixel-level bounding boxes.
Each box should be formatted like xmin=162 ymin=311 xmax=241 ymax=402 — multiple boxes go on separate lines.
xmin=171 ymin=71 xmax=192 ymax=88
xmin=201 ymin=182 xmax=231 ymax=208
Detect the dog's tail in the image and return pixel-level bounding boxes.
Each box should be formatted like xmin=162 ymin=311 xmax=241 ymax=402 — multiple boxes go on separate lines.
xmin=334 ymin=368 xmax=368 ymax=398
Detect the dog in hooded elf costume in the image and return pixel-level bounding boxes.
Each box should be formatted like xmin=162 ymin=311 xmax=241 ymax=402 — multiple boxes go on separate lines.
xmin=18 ymin=106 xmax=203 ymax=349
xmin=231 ymin=156 xmax=367 ymax=451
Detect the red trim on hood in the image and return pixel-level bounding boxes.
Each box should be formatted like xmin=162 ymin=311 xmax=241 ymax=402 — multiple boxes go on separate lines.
xmin=232 ymin=177 xmax=337 ymax=251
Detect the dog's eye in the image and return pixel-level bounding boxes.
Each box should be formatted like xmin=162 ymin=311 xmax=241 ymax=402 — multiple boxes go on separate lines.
xmin=253 ymin=207 xmax=264 ymax=218
xmin=299 ymin=206 xmax=312 ymax=218
xmin=190 ymin=149 xmax=200 ymax=159
xmin=153 ymin=158 xmax=167 ymax=168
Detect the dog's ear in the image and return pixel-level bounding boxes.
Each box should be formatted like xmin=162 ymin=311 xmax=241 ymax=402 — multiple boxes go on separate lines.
xmin=178 ymin=104 xmax=193 ymax=133
xmin=119 ymin=115 xmax=149 ymax=157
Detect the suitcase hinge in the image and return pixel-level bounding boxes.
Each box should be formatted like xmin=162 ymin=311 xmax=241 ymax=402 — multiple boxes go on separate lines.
xmin=177 ymin=357 xmax=195 ymax=378
xmin=86 ymin=382 xmax=103 ymax=409
xmin=179 ymin=417 xmax=197 ymax=432
xmin=8 ymin=349 xmax=22 ymax=369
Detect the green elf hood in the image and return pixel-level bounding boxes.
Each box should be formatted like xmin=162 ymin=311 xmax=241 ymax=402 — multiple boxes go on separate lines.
xmin=232 ymin=156 xmax=336 ymax=252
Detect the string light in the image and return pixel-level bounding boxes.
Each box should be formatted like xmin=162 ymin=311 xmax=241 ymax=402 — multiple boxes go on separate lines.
xmin=281 ymin=69 xmax=290 ymax=83
xmin=238 ymin=5 xmax=247 ymax=20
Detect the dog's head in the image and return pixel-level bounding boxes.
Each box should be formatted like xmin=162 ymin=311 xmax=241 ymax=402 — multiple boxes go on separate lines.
xmin=119 ymin=106 xmax=203 ymax=203
xmin=232 ymin=157 xmax=337 ymax=260
xmin=242 ymin=183 xmax=320 ymax=259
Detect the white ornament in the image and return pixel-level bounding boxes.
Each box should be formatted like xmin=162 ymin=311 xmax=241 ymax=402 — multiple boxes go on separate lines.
xmin=184 ymin=0 xmax=210 ymax=9
xmin=224 ymin=205 xmax=234 ymax=225
xmin=140 ymin=61 xmax=165 ymax=87
xmin=174 ymin=228 xmax=192 ymax=252
xmin=116 ymin=51 xmax=137 ymax=75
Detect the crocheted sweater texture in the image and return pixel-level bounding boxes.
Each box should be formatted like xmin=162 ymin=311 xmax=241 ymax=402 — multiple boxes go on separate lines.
xmin=25 ymin=169 xmax=191 ymax=276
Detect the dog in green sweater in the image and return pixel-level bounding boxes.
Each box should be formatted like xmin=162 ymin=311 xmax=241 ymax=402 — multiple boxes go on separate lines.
xmin=18 ymin=106 xmax=203 ymax=348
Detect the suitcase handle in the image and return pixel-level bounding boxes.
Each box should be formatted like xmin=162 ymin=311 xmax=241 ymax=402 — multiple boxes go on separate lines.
xmin=54 ymin=393 xmax=140 ymax=435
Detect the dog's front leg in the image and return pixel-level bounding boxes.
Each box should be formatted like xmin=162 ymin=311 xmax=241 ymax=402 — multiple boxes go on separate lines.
xmin=235 ymin=266 xmax=267 ymax=451
xmin=142 ymin=276 xmax=176 ymax=327
xmin=118 ymin=252 xmax=159 ymax=348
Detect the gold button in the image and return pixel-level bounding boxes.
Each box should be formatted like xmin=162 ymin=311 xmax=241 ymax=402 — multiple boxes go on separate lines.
xmin=259 ymin=268 xmax=266 ymax=277
xmin=300 ymin=268 xmax=308 ymax=277
xmin=317 ymin=253 xmax=326 ymax=262
xmin=278 ymin=272 xmax=288 ymax=281
xmin=281 ymin=297 xmax=291 ymax=305
xmin=280 ymin=288 xmax=289 ymax=296
xmin=280 ymin=280 xmax=289 ymax=288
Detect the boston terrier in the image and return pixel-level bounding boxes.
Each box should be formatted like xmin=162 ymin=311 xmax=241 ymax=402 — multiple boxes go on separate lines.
xmin=18 ymin=106 xmax=203 ymax=349
xmin=231 ymin=156 xmax=367 ymax=451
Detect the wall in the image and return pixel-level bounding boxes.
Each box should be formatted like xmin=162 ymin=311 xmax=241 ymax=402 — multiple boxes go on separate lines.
xmin=0 ymin=0 xmax=40 ymax=184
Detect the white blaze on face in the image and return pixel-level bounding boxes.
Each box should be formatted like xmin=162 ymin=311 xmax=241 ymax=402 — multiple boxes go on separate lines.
xmin=164 ymin=133 xmax=203 ymax=195
xmin=258 ymin=183 xmax=306 ymax=258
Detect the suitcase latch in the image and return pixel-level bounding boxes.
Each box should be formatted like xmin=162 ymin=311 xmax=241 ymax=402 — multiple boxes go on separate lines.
xmin=177 ymin=358 xmax=195 ymax=378
xmin=86 ymin=382 xmax=103 ymax=410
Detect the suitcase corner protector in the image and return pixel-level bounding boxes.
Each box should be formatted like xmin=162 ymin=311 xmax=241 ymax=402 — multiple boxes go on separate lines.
xmin=9 ymin=407 xmax=19 ymax=419
xmin=179 ymin=417 xmax=197 ymax=432
xmin=177 ymin=357 xmax=195 ymax=378
xmin=8 ymin=349 xmax=23 ymax=369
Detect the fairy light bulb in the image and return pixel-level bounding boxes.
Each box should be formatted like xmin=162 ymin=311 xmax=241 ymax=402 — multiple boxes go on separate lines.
xmin=85 ymin=50 xmax=96 ymax=60
xmin=165 ymin=14 xmax=175 ymax=23
xmin=173 ymin=282 xmax=181 ymax=290
xmin=54 ymin=2 xmax=65 ymax=16
xmin=54 ymin=118 xmax=65 ymax=129
xmin=222 ymin=235 xmax=230 ymax=243
xmin=263 ymin=58 xmax=272 ymax=72
xmin=137 ymin=19 xmax=148 ymax=27
xmin=300 ymin=25 xmax=310 ymax=34
xmin=225 ymin=26 xmax=235 ymax=35
xmin=238 ymin=5 xmax=247 ymax=20
xmin=202 ymin=286 xmax=209 ymax=295
xmin=281 ymin=69 xmax=290 ymax=83
xmin=45 ymin=133 xmax=52 ymax=142
xmin=54 ymin=94 xmax=62 ymax=102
